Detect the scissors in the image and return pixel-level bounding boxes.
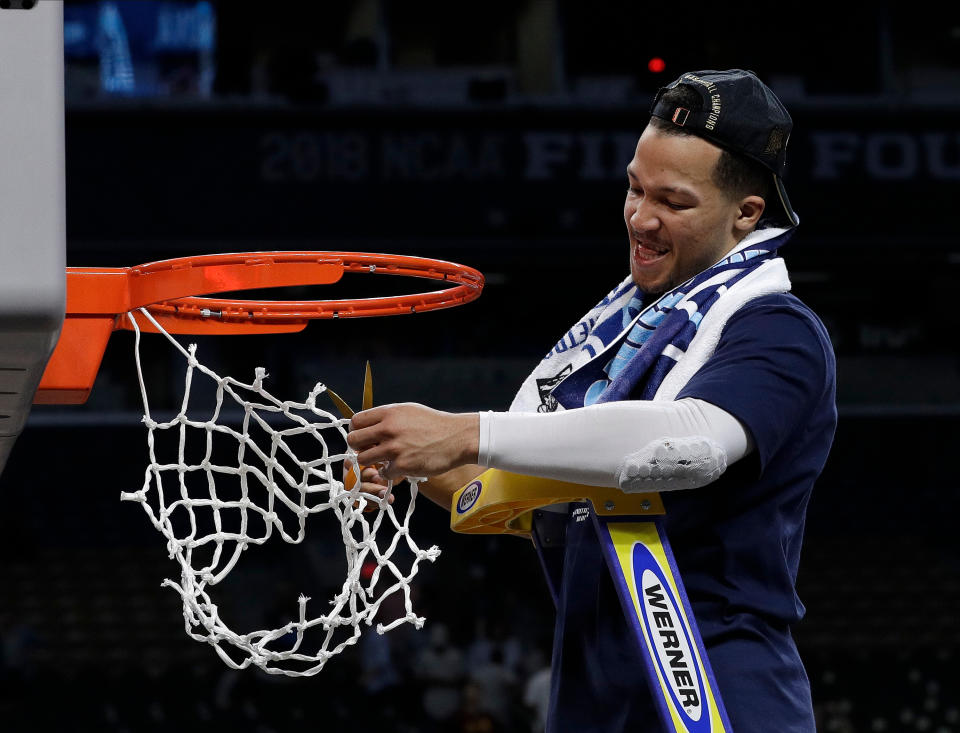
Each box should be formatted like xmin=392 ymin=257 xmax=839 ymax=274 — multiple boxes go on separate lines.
xmin=325 ymin=360 xmax=373 ymax=420
xmin=327 ymin=362 xmax=377 ymax=497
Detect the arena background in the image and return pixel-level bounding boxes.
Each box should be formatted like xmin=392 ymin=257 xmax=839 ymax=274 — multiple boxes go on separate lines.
xmin=1 ymin=2 xmax=959 ymax=731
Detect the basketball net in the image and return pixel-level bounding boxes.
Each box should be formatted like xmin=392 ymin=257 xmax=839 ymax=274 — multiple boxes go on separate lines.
xmin=121 ymin=307 xmax=440 ymax=676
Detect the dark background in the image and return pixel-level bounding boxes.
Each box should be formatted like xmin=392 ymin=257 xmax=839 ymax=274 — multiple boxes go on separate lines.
xmin=1 ymin=1 xmax=959 ymax=731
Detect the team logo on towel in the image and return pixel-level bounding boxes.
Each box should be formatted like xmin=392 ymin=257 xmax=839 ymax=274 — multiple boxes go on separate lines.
xmin=536 ymin=365 xmax=572 ymax=413
xmin=456 ymin=481 xmax=482 ymax=514
xmin=632 ymin=542 xmax=709 ymax=731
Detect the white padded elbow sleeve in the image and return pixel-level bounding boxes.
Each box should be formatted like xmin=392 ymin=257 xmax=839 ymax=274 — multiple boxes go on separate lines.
xmin=617 ymin=436 xmax=727 ymax=493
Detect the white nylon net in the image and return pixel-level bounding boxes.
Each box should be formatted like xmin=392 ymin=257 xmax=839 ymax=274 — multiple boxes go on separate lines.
xmin=121 ymin=308 xmax=440 ymax=677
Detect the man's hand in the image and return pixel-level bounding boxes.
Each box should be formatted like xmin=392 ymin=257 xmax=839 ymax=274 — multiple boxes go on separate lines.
xmin=347 ymin=403 xmax=480 ymax=481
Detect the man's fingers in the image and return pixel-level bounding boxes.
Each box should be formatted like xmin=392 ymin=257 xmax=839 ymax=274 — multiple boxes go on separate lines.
xmin=378 ymin=461 xmax=405 ymax=481
xmin=360 ymin=466 xmax=384 ymax=483
xmin=356 ymin=446 xmax=395 ymax=467
xmin=346 ymin=424 xmax=383 ymax=452
xmin=349 ymin=405 xmax=393 ymax=431
xmin=360 ymin=482 xmax=395 ymax=501
xmin=358 ymin=482 xmax=395 ymax=513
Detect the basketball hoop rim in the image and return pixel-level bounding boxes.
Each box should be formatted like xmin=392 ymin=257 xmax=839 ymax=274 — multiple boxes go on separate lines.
xmin=36 ymin=251 xmax=485 ymax=404
xmin=68 ymin=250 xmax=486 ymax=328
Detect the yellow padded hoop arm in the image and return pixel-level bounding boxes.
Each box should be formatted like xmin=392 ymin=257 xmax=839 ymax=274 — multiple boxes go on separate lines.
xmin=450 ymin=468 xmax=665 ymax=538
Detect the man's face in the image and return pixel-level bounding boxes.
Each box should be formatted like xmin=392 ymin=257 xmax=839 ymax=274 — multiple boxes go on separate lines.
xmin=624 ymin=126 xmax=745 ymax=297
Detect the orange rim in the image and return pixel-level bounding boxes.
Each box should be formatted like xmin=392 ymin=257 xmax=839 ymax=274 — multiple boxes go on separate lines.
xmin=137 ymin=251 xmax=485 ymax=324
xmin=63 ymin=251 xmax=485 ymax=330
xmin=37 ymin=251 xmax=484 ymax=404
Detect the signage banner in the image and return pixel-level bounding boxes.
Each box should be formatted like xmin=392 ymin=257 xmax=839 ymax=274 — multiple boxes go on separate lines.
xmin=596 ymin=517 xmax=732 ymax=733
xmin=65 ymin=107 xmax=960 ymax=243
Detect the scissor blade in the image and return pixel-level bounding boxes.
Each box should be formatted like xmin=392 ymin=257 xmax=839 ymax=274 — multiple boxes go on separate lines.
xmin=362 ymin=360 xmax=373 ymax=411
xmin=325 ymin=387 xmax=355 ymax=419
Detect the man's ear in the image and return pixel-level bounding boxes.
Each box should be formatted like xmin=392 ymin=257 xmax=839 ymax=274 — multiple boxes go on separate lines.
xmin=735 ymin=195 xmax=766 ymax=232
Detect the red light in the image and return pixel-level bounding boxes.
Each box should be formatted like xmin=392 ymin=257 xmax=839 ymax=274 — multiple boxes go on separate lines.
xmin=648 ymin=58 xmax=666 ymax=73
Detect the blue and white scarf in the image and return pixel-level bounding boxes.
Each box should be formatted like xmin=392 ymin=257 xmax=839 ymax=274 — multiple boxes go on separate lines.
xmin=510 ymin=227 xmax=795 ymax=414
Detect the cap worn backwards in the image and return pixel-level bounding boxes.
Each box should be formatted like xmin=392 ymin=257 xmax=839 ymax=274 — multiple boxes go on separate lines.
xmin=650 ymin=69 xmax=799 ymax=227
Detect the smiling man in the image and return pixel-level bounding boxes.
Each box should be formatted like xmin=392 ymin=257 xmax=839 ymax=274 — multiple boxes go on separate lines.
xmin=626 ymin=126 xmax=764 ymax=298
xmin=348 ymin=70 xmax=837 ymax=732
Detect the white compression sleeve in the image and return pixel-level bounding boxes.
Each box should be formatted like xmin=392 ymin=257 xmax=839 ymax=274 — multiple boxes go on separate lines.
xmin=477 ymin=398 xmax=754 ymax=493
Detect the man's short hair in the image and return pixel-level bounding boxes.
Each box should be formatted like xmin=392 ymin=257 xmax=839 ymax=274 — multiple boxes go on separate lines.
xmin=647 ymin=85 xmax=782 ymax=227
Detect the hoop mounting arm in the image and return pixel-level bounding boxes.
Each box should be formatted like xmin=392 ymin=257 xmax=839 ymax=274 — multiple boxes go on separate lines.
xmin=35 ymin=255 xmax=345 ymax=404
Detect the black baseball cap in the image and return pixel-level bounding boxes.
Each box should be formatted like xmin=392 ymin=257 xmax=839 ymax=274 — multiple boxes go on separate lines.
xmin=650 ymin=69 xmax=799 ymax=227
